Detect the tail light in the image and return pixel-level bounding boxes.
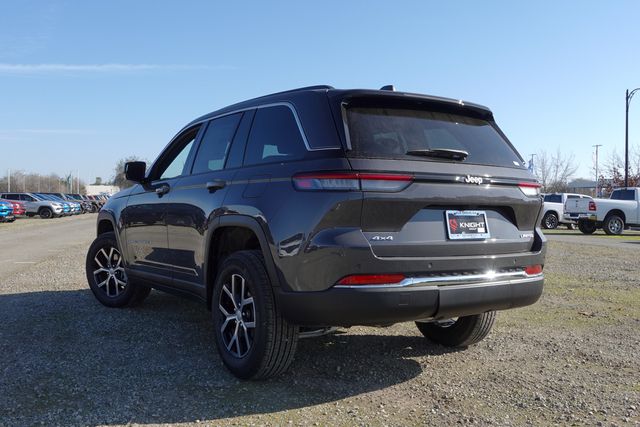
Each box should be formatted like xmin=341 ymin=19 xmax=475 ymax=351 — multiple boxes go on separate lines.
xmin=336 ymin=274 xmax=406 ymax=286
xmin=293 ymin=172 xmax=413 ymax=192
xmin=524 ymin=264 xmax=543 ymax=276
xmin=518 ymin=182 xmax=541 ymax=197
xmin=588 ymin=201 xmax=596 ymax=211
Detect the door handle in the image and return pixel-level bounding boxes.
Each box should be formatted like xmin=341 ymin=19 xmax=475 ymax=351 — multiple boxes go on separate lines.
xmin=155 ymin=184 xmax=170 ymax=196
xmin=206 ymin=180 xmax=226 ymax=192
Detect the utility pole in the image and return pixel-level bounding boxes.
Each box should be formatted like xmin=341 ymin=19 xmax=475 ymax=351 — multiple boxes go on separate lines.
xmin=7 ymin=169 xmax=10 ymax=192
xmin=625 ymin=88 xmax=640 ymax=187
xmin=529 ymin=153 xmax=536 ymax=173
xmin=593 ymin=144 xmax=602 ymax=197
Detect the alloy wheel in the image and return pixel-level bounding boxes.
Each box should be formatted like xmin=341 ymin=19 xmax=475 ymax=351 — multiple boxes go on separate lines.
xmin=608 ymin=218 xmax=623 ymax=234
xmin=544 ymin=214 xmax=558 ymax=229
xmin=218 ymin=273 xmax=256 ymax=358
xmin=92 ymin=247 xmax=127 ymax=297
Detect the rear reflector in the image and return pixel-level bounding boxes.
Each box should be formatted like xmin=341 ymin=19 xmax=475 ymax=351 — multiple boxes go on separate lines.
xmin=524 ymin=265 xmax=543 ymax=276
xmin=518 ymin=182 xmax=541 ymax=197
xmin=293 ymin=172 xmax=413 ymax=192
xmin=336 ymin=274 xmax=406 ymax=286
xmin=588 ymin=201 xmax=596 ymax=211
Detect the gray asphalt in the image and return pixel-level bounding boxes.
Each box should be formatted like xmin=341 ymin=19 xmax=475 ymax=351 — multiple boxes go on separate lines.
xmin=0 ymin=214 xmax=96 ymax=281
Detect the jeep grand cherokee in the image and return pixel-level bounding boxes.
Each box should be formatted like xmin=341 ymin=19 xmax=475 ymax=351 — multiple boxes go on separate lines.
xmin=86 ymin=85 xmax=546 ymax=379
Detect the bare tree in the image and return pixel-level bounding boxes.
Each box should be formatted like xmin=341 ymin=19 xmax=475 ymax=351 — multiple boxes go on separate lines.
xmin=0 ymin=170 xmax=86 ymax=194
xmin=533 ymin=148 xmax=578 ymax=192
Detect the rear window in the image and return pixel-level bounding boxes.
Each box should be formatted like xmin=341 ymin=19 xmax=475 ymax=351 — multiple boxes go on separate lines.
xmin=610 ymin=189 xmax=636 ymax=200
xmin=345 ymin=107 xmax=524 ymax=168
xmin=544 ymin=195 xmax=562 ymax=203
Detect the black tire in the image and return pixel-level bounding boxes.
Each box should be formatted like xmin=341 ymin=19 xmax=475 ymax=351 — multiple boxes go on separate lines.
xmin=603 ymin=214 xmax=624 ymax=236
xmin=542 ymin=212 xmax=559 ymax=229
xmin=39 ymin=207 xmax=53 ymax=219
xmin=85 ymin=232 xmax=150 ymax=308
xmin=416 ymin=311 xmax=496 ymax=347
xmin=578 ymin=219 xmax=597 ymax=235
xmin=212 ymin=250 xmax=298 ymax=380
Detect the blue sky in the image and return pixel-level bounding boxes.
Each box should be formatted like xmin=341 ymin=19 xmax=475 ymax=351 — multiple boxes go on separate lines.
xmin=1 ymin=1 xmax=639 ymax=183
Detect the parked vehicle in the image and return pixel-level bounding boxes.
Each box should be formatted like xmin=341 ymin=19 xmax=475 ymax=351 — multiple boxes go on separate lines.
xmin=67 ymin=193 xmax=96 ymax=213
xmin=41 ymin=193 xmax=84 ymax=214
xmin=565 ymin=187 xmax=640 ymax=235
xmin=34 ymin=194 xmax=73 ymax=215
xmin=81 ymin=195 xmax=102 ymax=212
xmin=0 ymin=199 xmax=25 ymax=217
xmin=85 ymin=85 xmax=545 ymax=379
xmin=87 ymin=195 xmax=105 ymax=210
xmin=541 ymin=193 xmax=592 ymax=229
xmin=0 ymin=192 xmax=65 ymax=218
xmin=0 ymin=199 xmax=15 ymax=222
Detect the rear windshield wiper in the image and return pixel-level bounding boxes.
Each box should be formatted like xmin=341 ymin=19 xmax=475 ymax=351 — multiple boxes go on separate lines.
xmin=405 ymin=148 xmax=469 ymax=161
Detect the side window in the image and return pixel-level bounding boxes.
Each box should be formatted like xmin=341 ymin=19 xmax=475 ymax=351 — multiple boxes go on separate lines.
xmin=567 ymin=195 xmax=578 ymax=199
xmin=192 ymin=113 xmax=243 ymax=174
xmin=154 ymin=126 xmax=200 ymax=181
xmin=611 ymin=189 xmax=635 ymax=200
xmin=544 ymin=195 xmax=561 ymax=203
xmin=22 ymin=195 xmax=35 ymax=201
xmin=244 ymin=105 xmax=306 ymax=166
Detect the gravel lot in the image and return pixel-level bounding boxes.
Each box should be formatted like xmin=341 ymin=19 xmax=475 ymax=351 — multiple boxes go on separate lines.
xmin=0 ymin=219 xmax=638 ymax=426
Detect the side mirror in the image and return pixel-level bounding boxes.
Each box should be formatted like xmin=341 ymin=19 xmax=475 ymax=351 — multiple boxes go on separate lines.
xmin=124 ymin=161 xmax=147 ymax=183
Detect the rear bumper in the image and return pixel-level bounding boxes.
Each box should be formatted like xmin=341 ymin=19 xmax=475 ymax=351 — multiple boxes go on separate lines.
xmin=277 ymin=273 xmax=544 ymax=326
xmin=570 ymin=213 xmax=597 ymax=221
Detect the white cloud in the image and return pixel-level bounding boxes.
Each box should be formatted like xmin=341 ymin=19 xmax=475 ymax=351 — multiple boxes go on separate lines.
xmin=0 ymin=63 xmax=232 ymax=73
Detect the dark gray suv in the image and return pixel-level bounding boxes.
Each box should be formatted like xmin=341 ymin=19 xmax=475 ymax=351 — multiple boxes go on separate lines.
xmin=86 ymin=85 xmax=546 ymax=379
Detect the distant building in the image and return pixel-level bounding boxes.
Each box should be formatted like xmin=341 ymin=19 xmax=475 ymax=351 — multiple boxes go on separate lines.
xmin=85 ymin=185 xmax=120 ymax=196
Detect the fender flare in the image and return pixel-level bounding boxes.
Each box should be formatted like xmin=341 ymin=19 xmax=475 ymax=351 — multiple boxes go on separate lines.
xmin=204 ymin=215 xmax=282 ymax=305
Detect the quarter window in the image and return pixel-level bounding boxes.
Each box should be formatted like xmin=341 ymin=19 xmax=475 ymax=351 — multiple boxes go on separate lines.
xmin=244 ymin=105 xmax=306 ymax=166
xmin=192 ymin=113 xmax=243 ymax=174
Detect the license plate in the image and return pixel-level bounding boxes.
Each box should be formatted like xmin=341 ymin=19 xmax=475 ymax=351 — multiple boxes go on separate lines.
xmin=445 ymin=210 xmax=490 ymax=240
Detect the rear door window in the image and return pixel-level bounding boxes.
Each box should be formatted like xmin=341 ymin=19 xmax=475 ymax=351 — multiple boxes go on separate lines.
xmin=244 ymin=105 xmax=306 ymax=166
xmin=610 ymin=189 xmax=636 ymax=200
xmin=192 ymin=113 xmax=242 ymax=174
xmin=345 ymin=107 xmax=524 ymax=168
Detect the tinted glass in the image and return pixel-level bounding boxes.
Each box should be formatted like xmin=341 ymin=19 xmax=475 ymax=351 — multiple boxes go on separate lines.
xmin=3 ymin=194 xmax=18 ymax=200
xmin=346 ymin=107 xmax=524 ymax=168
xmin=160 ymin=140 xmax=195 ymax=180
xmin=610 ymin=189 xmax=635 ymax=200
xmin=244 ymin=106 xmax=306 ymax=166
xmin=192 ymin=113 xmax=242 ymax=174
xmin=567 ymin=195 xmax=579 ymax=199
xmin=544 ymin=195 xmax=562 ymax=203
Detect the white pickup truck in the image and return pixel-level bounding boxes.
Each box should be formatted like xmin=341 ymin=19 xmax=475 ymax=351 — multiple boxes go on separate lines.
xmin=564 ymin=187 xmax=640 ymax=235
xmin=542 ymin=193 xmax=592 ymax=229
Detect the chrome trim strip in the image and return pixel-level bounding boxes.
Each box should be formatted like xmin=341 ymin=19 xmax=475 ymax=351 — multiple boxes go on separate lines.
xmin=168 ymin=102 xmax=340 ymax=154
xmin=334 ymin=271 xmax=543 ymax=289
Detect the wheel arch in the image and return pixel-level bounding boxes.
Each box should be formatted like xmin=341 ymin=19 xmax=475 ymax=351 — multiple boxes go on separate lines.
xmin=605 ymin=209 xmax=626 ymax=223
xmin=205 ymin=215 xmax=281 ymax=310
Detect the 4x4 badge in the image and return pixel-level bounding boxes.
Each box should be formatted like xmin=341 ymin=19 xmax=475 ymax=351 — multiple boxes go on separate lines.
xmin=464 ymin=175 xmax=484 ymax=185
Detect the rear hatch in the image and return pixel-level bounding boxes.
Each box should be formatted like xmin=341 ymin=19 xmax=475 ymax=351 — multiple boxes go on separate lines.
xmin=332 ymin=92 xmax=542 ymax=258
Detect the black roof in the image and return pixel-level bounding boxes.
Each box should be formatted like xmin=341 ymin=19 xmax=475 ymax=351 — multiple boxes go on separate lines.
xmin=186 ymin=85 xmax=494 ymax=128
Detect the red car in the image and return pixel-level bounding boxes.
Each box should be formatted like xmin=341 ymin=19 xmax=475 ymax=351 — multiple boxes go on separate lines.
xmin=1 ymin=199 xmax=26 ymax=217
